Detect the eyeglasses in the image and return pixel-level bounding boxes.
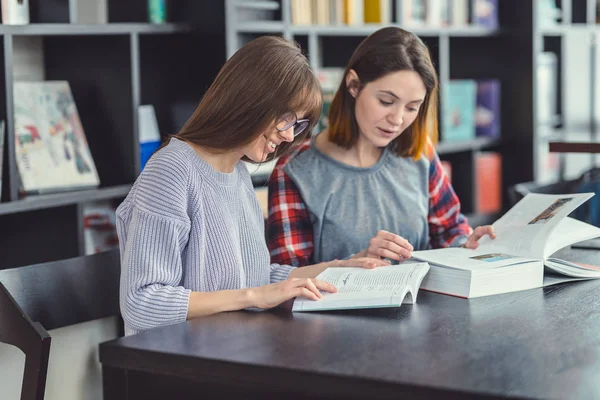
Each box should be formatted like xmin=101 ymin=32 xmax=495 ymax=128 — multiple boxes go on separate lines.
xmin=276 ymin=112 xmax=310 ymax=137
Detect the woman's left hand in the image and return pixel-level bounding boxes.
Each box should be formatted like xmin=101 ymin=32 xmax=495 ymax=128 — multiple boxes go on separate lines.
xmin=463 ymin=225 xmax=496 ymax=249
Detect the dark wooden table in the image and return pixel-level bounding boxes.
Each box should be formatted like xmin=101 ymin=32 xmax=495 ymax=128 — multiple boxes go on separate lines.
xmin=100 ymin=249 xmax=600 ymax=400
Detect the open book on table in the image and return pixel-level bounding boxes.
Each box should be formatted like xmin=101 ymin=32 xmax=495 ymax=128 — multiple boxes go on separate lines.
xmin=412 ymin=192 xmax=600 ymax=298
xmin=292 ymin=262 xmax=430 ymax=312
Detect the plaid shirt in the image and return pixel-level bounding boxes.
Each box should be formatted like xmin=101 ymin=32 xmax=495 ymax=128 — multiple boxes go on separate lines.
xmin=267 ymin=140 xmax=472 ymax=267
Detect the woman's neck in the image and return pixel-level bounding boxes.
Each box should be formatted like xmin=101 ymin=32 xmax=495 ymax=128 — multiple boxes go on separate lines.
xmin=188 ymin=142 xmax=240 ymax=173
xmin=316 ymin=130 xmax=383 ymax=168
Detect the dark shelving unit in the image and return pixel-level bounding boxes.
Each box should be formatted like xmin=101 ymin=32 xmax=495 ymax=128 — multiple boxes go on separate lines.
xmin=0 ymin=1 xmax=225 ymax=269
xmin=226 ymin=0 xmax=534 ymax=223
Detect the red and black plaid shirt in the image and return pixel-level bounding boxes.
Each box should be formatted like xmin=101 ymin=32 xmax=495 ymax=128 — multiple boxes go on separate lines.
xmin=267 ymin=140 xmax=472 ymax=267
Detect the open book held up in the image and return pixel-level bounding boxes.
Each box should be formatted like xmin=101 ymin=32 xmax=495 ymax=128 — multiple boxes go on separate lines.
xmin=292 ymin=262 xmax=430 ymax=312
xmin=413 ymin=193 xmax=600 ymax=298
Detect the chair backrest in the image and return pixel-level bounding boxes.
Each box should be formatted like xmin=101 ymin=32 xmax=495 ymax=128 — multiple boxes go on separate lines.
xmin=0 ymin=283 xmax=51 ymax=400
xmin=0 ymin=249 xmax=121 ymax=331
xmin=0 ymin=249 xmax=121 ymax=400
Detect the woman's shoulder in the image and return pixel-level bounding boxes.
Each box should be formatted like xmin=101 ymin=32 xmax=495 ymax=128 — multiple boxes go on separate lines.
xmin=133 ymin=139 xmax=196 ymax=201
xmin=274 ymin=138 xmax=313 ymax=171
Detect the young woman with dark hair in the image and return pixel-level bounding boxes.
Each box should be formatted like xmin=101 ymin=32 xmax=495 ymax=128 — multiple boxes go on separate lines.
xmin=116 ymin=36 xmax=387 ymax=336
xmin=267 ymin=27 xmax=495 ymax=268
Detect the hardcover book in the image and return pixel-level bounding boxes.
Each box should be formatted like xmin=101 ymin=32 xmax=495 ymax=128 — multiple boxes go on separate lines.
xmin=14 ymin=81 xmax=100 ymax=195
xmin=413 ymin=193 xmax=600 ymax=298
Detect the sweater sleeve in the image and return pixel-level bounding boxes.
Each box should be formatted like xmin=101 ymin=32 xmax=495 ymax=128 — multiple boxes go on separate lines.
xmin=116 ymin=155 xmax=193 ymax=333
xmin=269 ymin=263 xmax=296 ymax=283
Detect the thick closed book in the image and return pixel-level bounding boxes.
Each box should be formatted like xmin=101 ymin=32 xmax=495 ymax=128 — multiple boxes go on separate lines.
xmin=292 ymin=262 xmax=430 ymax=312
xmin=413 ymin=193 xmax=600 ymax=298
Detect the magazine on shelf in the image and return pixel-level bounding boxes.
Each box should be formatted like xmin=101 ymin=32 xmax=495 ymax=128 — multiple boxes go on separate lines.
xmin=13 ymin=81 xmax=100 ymax=195
xmin=412 ymin=193 xmax=600 ymax=298
xmin=292 ymin=262 xmax=430 ymax=312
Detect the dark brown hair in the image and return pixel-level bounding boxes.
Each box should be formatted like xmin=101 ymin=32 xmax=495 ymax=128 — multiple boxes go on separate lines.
xmin=328 ymin=27 xmax=438 ymax=159
xmin=173 ymin=36 xmax=322 ymax=163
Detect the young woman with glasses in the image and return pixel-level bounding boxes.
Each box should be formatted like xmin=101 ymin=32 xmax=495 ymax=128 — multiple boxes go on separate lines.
xmin=267 ymin=27 xmax=496 ymax=268
xmin=116 ymin=36 xmax=387 ymax=336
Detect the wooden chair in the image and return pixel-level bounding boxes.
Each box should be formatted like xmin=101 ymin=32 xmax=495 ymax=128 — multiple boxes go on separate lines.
xmin=0 ymin=283 xmax=51 ymax=400
xmin=0 ymin=249 xmax=122 ymax=400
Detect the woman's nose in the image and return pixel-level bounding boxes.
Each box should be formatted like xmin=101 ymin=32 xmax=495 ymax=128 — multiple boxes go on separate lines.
xmin=279 ymin=126 xmax=295 ymax=142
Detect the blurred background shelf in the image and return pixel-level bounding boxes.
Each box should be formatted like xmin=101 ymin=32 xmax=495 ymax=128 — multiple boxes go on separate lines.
xmin=436 ymin=137 xmax=501 ymax=155
xmin=0 ymin=185 xmax=132 ymax=216
xmin=0 ymin=23 xmax=192 ymax=35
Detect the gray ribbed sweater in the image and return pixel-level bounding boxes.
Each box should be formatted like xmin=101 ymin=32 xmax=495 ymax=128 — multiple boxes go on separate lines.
xmin=116 ymin=138 xmax=295 ymax=335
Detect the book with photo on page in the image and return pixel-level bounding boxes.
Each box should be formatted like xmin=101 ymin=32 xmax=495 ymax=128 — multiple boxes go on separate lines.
xmin=292 ymin=262 xmax=430 ymax=312
xmin=412 ymin=193 xmax=600 ymax=298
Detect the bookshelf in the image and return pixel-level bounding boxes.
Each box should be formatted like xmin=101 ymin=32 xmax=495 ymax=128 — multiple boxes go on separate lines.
xmin=226 ymin=0 xmax=537 ymax=225
xmin=0 ymin=1 xmax=223 ymax=269
xmin=533 ymin=0 xmax=600 ymax=184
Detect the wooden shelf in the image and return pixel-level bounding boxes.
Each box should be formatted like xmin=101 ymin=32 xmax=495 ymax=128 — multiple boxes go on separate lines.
xmin=0 ymin=184 xmax=132 ymax=216
xmin=436 ymin=137 xmax=500 ymax=155
xmin=549 ymin=141 xmax=600 ymax=154
xmin=0 ymin=23 xmax=191 ymax=36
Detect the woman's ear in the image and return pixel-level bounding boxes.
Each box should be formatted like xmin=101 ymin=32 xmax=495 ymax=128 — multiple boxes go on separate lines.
xmin=345 ymin=69 xmax=360 ymax=98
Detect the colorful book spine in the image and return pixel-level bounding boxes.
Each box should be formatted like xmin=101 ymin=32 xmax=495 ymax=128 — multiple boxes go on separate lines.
xmin=148 ymin=0 xmax=166 ymax=24
xmin=442 ymin=80 xmax=476 ymax=142
xmin=138 ymin=105 xmax=161 ymax=171
xmin=471 ymin=0 xmax=498 ymax=29
xmin=475 ymin=79 xmax=501 ymax=139
xmin=475 ymin=152 xmax=502 ymax=214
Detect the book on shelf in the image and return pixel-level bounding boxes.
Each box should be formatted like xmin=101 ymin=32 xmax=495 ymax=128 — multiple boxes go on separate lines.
xmin=1 ymin=0 xmax=30 ymax=25
xmin=14 ymin=81 xmax=100 ymax=195
xmin=412 ymin=192 xmax=600 ymax=298
xmin=475 ymin=79 xmax=500 ymax=139
xmin=344 ymin=0 xmax=364 ymax=25
xmin=471 ymin=0 xmax=497 ymax=29
xmin=442 ymin=80 xmax=476 ymax=142
xmin=363 ymin=0 xmax=391 ymax=24
xmin=292 ymin=262 xmax=430 ymax=311
xmin=475 ymin=152 xmax=502 ymax=214
xmin=315 ymin=68 xmax=345 ymax=131
xmin=138 ymin=105 xmax=161 ymax=171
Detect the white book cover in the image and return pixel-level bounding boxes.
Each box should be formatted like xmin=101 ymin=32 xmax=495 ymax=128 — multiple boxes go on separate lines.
xmin=14 ymin=81 xmax=100 ymax=194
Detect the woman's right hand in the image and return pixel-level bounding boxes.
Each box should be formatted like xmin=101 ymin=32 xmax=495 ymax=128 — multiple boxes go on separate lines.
xmin=249 ymin=278 xmax=338 ymax=309
xmin=354 ymin=230 xmax=414 ymax=262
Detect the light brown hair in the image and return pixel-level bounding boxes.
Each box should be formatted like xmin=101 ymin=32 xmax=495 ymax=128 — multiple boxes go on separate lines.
xmin=173 ymin=36 xmax=322 ymax=163
xmin=328 ymin=27 xmax=438 ymax=159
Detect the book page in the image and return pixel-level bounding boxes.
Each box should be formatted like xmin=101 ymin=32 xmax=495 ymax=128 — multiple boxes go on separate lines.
xmin=545 ymin=259 xmax=600 ymax=278
xmin=412 ymin=247 xmax=538 ymax=271
xmin=543 ymin=218 xmax=600 ymax=259
xmin=476 ymin=193 xmax=595 ymax=259
xmin=292 ymin=262 xmax=430 ymax=312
